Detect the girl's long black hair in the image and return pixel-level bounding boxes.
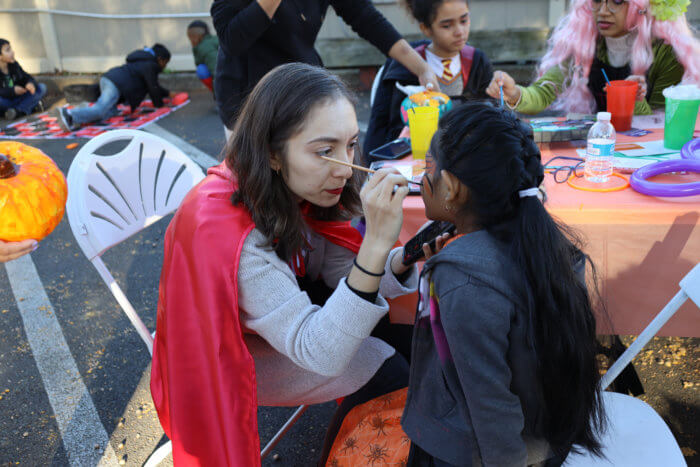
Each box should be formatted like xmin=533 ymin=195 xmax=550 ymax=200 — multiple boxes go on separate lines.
xmin=433 ymin=101 xmax=604 ymax=456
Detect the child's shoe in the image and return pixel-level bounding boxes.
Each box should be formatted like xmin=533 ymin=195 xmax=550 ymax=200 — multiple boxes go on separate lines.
xmin=4 ymin=108 xmax=17 ymax=120
xmin=33 ymin=100 xmax=45 ymax=113
xmin=55 ymin=107 xmax=78 ymax=132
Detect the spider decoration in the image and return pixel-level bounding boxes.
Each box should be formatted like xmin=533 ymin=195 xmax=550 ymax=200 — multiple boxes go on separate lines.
xmin=340 ymin=436 xmax=360 ymax=454
xmin=364 ymin=443 xmax=390 ymax=465
xmin=370 ymin=414 xmax=390 ymax=437
xmin=377 ymin=393 xmax=394 ymax=407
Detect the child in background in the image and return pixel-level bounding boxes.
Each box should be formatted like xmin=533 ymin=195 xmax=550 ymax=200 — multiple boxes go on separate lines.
xmin=364 ymin=0 xmax=492 ymax=157
xmin=187 ymin=20 xmax=219 ymax=93
xmin=57 ymin=44 xmax=175 ymax=132
xmin=0 ymin=39 xmax=46 ymax=121
xmin=486 ymin=0 xmax=699 ymax=115
xmin=401 ymin=101 xmax=604 ymax=465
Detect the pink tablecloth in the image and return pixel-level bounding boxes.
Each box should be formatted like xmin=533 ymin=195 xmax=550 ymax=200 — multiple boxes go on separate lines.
xmin=394 ymin=126 xmax=700 ymax=337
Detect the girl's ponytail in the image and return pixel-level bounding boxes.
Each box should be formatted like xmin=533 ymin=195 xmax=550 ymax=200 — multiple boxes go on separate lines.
xmin=436 ymin=102 xmax=605 ymax=456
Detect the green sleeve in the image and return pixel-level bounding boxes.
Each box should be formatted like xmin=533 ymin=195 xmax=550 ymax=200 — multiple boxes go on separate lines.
xmin=645 ymin=42 xmax=684 ymax=111
xmin=204 ymin=37 xmax=219 ymax=77
xmin=192 ymin=45 xmax=204 ymax=66
xmin=634 ymin=99 xmax=652 ymax=115
xmin=515 ymin=66 xmax=566 ymax=115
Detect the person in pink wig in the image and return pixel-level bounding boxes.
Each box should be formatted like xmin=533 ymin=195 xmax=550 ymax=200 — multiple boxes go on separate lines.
xmin=485 ymin=0 xmax=699 ymax=115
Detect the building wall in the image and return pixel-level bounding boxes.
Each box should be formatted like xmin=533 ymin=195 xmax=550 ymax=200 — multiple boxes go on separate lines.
xmin=0 ymin=0 xmax=698 ymax=73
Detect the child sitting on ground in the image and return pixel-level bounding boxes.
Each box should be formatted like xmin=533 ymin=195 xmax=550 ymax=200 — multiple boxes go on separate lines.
xmin=0 ymin=39 xmax=46 ymax=121
xmin=363 ymin=0 xmax=492 ymax=157
xmin=187 ymin=20 xmax=219 ymax=93
xmin=57 ymin=44 xmax=175 ymax=131
xmin=326 ymin=101 xmax=605 ymax=466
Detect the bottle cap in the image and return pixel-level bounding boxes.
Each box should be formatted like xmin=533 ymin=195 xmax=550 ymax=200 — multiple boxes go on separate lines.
xmin=597 ymin=112 xmax=612 ymax=121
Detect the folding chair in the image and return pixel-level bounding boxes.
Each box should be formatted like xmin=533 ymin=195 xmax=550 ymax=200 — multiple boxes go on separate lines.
xmin=65 ymin=129 xmax=309 ymax=465
xmin=563 ymin=263 xmax=699 ymax=467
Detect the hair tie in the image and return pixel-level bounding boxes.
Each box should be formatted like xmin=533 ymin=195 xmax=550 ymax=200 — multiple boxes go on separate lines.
xmin=518 ymin=187 xmax=539 ymax=198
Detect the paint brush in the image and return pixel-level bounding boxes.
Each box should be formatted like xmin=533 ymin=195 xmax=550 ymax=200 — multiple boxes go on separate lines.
xmin=601 ymin=68 xmax=611 ymax=86
xmin=319 ymin=156 xmax=422 ymax=186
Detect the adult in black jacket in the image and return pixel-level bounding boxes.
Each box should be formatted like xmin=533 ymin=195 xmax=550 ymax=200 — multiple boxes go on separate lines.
xmin=0 ymin=39 xmax=46 ymax=120
xmin=363 ymin=40 xmax=492 ymax=157
xmin=211 ymin=0 xmax=440 ymax=134
xmin=58 ymin=44 xmax=175 ymax=131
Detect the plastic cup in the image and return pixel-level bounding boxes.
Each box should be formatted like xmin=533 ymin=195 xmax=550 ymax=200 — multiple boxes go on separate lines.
xmin=664 ymin=96 xmax=700 ymax=150
xmin=606 ymin=80 xmax=637 ymax=132
xmin=407 ymin=106 xmax=439 ymax=160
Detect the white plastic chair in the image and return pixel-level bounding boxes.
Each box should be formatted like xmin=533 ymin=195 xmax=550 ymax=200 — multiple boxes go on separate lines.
xmin=66 ymin=129 xmax=205 ymax=355
xmin=370 ymin=64 xmax=385 ymax=107
xmin=563 ymin=263 xmax=700 ymax=467
xmin=66 ymin=129 xmax=308 ymax=465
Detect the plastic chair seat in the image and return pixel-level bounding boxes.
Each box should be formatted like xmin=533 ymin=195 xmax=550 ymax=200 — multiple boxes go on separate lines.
xmin=563 ymin=392 xmax=686 ymax=466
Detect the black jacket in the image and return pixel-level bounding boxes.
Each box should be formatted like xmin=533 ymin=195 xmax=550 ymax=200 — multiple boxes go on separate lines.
xmin=211 ymin=0 xmax=402 ymax=128
xmin=0 ymin=61 xmax=37 ymax=99
xmin=103 ymin=50 xmax=169 ymax=110
xmin=363 ymin=40 xmax=493 ymax=157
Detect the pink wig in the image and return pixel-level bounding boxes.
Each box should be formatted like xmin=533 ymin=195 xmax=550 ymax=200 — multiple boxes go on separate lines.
xmin=537 ymin=0 xmax=700 ymax=113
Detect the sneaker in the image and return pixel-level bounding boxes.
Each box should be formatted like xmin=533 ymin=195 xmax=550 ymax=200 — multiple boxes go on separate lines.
xmin=4 ymin=108 xmax=17 ymax=120
xmin=55 ymin=107 xmax=78 ymax=132
xmin=33 ymin=100 xmax=45 ymax=114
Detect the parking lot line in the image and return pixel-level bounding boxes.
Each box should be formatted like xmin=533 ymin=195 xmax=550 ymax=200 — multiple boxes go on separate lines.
xmin=145 ymin=123 xmax=218 ymax=169
xmin=4 ymin=255 xmax=120 ymax=466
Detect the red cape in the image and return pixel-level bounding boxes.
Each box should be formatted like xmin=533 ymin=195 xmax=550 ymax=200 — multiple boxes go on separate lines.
xmin=151 ymin=163 xmax=363 ymax=465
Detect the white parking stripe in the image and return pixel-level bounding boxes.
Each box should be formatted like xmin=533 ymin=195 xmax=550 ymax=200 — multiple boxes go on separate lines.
xmin=145 ymin=123 xmax=218 ymax=169
xmin=4 ymin=255 xmax=120 ymax=466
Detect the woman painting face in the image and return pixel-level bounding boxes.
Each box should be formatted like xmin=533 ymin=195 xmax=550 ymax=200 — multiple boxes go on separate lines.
xmin=272 ymin=97 xmax=358 ymax=208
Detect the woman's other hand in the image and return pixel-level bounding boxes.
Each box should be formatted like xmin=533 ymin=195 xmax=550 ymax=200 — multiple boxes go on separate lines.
xmin=0 ymin=239 xmax=37 ymax=263
xmin=625 ymin=75 xmax=647 ymax=102
xmin=486 ymin=71 xmax=520 ymax=107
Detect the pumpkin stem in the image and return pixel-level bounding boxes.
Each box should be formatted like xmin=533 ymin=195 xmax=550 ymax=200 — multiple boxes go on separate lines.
xmin=0 ymin=154 xmax=18 ymax=179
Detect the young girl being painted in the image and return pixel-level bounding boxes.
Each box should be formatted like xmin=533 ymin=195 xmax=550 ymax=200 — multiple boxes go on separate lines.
xmin=486 ymin=0 xmax=699 ymax=115
xmin=326 ymin=101 xmax=605 ymax=467
xmin=402 ymin=102 xmax=605 ymax=465
xmin=363 ymin=0 xmax=493 ymax=157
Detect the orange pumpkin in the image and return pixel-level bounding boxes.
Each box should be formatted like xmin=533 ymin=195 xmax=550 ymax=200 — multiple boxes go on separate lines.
xmin=0 ymin=141 xmax=67 ymax=242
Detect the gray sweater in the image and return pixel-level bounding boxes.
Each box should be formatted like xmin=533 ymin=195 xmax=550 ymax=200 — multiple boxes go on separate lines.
xmin=238 ymin=228 xmax=418 ymax=406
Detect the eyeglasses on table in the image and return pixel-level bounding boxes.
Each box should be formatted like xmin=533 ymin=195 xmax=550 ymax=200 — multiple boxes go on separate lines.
xmin=544 ymin=156 xmax=585 ymax=184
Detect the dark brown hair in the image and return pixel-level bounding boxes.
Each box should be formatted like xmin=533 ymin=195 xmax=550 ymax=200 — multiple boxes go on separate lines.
xmin=226 ymin=63 xmax=363 ymax=262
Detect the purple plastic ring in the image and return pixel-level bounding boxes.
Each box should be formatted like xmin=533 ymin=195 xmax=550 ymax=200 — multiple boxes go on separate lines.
xmin=681 ymin=138 xmax=700 ymax=160
xmin=630 ymin=159 xmax=700 ymax=197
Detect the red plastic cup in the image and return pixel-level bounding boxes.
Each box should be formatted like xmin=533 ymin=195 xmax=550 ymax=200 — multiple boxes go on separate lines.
xmin=606 ymin=80 xmax=638 ymax=131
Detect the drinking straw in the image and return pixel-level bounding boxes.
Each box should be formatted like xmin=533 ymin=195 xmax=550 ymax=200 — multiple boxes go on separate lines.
xmin=499 ymin=84 xmax=504 ymax=107
xmin=601 ymin=68 xmax=611 ymax=86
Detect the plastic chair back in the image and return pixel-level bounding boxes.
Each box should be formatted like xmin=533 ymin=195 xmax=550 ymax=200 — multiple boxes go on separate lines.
xmin=66 ymin=129 xmax=205 ymax=354
xmin=66 ymin=129 xmax=205 ymax=260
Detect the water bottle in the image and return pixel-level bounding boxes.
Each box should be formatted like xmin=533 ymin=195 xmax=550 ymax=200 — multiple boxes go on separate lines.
xmin=585 ymin=112 xmax=616 ymax=183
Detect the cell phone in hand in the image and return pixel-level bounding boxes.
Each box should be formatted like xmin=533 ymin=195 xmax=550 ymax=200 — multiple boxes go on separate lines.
xmin=368 ymin=138 xmax=412 ymax=161
xmin=401 ymin=221 xmax=456 ymax=266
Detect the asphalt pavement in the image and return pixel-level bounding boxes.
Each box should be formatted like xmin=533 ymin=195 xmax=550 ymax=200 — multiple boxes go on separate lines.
xmin=0 ymin=86 xmax=698 ymax=467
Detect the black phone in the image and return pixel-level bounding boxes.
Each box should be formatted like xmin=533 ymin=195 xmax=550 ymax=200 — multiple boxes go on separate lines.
xmin=401 ymin=221 xmax=456 ymax=266
xmin=368 ymin=138 xmax=412 ymax=161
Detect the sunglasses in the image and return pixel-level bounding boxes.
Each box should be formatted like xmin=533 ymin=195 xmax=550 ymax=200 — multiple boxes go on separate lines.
xmin=589 ymin=0 xmax=627 ymax=13
xmin=544 ymin=156 xmax=585 ymax=184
